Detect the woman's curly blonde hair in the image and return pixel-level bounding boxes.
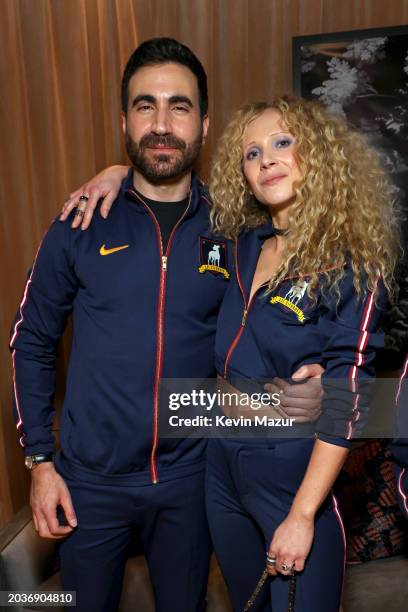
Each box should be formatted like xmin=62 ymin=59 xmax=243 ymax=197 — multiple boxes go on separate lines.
xmin=209 ymin=96 xmax=400 ymax=298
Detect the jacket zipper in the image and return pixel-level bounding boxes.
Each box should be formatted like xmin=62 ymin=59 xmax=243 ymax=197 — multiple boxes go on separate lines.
xmin=223 ymin=244 xmax=339 ymax=379
xmin=223 ymin=239 xmax=265 ymax=379
xmin=130 ymin=190 xmax=191 ymax=483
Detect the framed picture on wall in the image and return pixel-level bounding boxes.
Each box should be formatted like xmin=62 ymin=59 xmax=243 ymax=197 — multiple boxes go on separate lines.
xmin=293 ymin=25 xmax=408 ymax=236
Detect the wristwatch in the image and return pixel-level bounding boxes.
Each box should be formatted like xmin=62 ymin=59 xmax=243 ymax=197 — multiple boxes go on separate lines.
xmin=24 ymin=454 xmax=54 ymax=470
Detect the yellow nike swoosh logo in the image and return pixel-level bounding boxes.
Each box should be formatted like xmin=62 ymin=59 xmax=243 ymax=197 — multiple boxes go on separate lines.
xmin=99 ymin=244 xmax=130 ymax=256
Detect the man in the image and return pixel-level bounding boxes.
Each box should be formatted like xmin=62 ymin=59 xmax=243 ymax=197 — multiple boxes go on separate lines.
xmin=11 ymin=38 xmax=321 ymax=612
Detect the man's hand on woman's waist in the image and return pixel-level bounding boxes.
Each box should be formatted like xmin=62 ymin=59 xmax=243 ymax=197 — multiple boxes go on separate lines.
xmin=265 ymin=363 xmax=324 ymax=423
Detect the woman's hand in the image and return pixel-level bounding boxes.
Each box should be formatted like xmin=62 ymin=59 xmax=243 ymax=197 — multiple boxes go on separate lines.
xmin=267 ymin=512 xmax=314 ymax=576
xmin=60 ymin=165 xmax=129 ymax=229
xmin=267 ymin=439 xmax=348 ymax=576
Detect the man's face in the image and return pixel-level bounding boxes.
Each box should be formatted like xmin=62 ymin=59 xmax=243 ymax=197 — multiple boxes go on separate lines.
xmin=122 ymin=62 xmax=209 ymax=183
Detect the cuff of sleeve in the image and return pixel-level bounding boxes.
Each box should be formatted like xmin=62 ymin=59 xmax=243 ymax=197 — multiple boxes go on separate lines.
xmin=20 ymin=425 xmax=55 ymax=457
xmin=315 ymin=433 xmax=351 ymax=449
xmin=24 ymin=445 xmax=55 ymax=457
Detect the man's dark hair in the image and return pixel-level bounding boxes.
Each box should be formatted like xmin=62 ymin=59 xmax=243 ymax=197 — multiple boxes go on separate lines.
xmin=121 ymin=37 xmax=208 ymax=117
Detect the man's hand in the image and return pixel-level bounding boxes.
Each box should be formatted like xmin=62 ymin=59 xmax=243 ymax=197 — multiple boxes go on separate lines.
xmin=264 ymin=363 xmax=324 ymax=423
xmin=30 ymin=463 xmax=77 ymax=538
xmin=59 ymin=165 xmax=129 ymax=230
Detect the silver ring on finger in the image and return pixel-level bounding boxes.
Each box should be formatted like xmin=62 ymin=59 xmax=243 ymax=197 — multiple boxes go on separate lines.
xmin=79 ymin=195 xmax=89 ymax=202
xmin=280 ymin=561 xmax=294 ymax=572
xmin=266 ymin=554 xmax=276 ymax=566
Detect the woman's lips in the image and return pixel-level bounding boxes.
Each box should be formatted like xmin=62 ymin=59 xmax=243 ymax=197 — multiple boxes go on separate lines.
xmin=261 ymin=174 xmax=286 ymax=186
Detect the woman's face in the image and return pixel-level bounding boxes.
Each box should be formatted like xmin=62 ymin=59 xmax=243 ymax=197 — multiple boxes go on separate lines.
xmin=242 ymin=109 xmax=302 ymax=209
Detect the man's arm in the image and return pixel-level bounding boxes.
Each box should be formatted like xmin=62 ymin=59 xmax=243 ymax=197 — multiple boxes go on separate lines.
xmin=10 ymin=217 xmax=79 ymax=537
xmin=264 ymin=363 xmax=324 ymax=423
xmin=60 ymin=165 xmax=129 ymax=230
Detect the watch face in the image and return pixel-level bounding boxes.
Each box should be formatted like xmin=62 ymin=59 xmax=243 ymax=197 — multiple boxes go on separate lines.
xmin=25 ymin=457 xmax=34 ymax=469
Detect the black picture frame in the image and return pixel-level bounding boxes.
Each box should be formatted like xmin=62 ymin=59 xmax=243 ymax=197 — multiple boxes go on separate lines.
xmin=293 ymin=25 xmax=408 ymax=237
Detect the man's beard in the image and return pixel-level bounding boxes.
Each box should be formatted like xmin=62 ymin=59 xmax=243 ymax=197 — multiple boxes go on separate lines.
xmin=125 ymin=129 xmax=203 ymax=183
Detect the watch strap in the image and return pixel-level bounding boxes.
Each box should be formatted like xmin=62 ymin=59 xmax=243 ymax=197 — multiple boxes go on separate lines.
xmin=25 ymin=453 xmax=54 ymax=470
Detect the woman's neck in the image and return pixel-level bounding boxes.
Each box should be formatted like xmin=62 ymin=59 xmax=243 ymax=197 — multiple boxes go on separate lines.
xmin=266 ymin=196 xmax=293 ymax=231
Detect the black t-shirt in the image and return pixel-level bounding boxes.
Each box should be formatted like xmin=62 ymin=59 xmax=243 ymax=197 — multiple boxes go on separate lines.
xmin=134 ymin=189 xmax=189 ymax=251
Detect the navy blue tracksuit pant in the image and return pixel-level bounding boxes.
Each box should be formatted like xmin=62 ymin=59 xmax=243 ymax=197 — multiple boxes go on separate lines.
xmin=206 ymin=439 xmax=345 ymax=612
xmin=58 ymin=469 xmax=211 ymax=612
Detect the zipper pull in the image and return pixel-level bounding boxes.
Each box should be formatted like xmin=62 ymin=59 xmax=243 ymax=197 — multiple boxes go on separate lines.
xmin=241 ymin=309 xmax=248 ymax=326
xmin=162 ymin=256 xmax=167 ymax=271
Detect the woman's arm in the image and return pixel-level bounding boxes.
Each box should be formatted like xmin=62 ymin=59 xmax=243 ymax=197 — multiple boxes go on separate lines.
xmin=267 ymin=439 xmax=348 ymax=575
xmin=60 ymin=165 xmax=130 ymax=229
xmin=268 ymin=269 xmax=387 ymax=576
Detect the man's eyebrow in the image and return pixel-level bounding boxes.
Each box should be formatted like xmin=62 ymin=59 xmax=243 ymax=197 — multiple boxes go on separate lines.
xmin=168 ymin=95 xmax=193 ymax=108
xmin=131 ymin=94 xmax=156 ymax=108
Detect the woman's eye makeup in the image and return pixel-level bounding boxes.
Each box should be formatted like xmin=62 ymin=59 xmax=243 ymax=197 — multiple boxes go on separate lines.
xmin=272 ymin=135 xmax=296 ymax=149
xmin=245 ymin=148 xmax=261 ymax=161
xmin=244 ymin=135 xmax=296 ymax=161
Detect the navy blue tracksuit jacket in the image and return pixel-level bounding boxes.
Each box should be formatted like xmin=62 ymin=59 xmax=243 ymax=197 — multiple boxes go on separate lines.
xmin=10 ymin=172 xmax=231 ymax=484
xmin=214 ymin=223 xmax=387 ymax=445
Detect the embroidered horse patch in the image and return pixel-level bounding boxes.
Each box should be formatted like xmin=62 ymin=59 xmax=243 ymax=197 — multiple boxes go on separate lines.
xmin=270 ymin=280 xmax=309 ymax=322
xmin=198 ymin=237 xmax=230 ymax=279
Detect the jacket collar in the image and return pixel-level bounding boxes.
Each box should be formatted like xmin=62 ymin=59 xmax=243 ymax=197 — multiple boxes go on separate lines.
xmin=236 ymin=220 xmax=277 ymax=301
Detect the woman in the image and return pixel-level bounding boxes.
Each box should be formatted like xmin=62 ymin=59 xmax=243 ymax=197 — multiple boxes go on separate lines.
xmin=204 ymin=97 xmax=397 ymax=611
xmin=61 ymin=97 xmax=398 ymax=610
